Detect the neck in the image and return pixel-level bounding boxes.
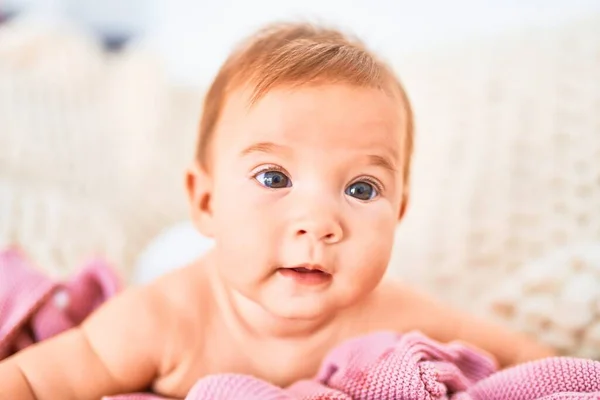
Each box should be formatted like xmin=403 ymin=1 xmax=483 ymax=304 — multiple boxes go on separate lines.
xmin=229 ymin=287 xmax=336 ymax=340
xmin=206 ymin=254 xmax=338 ymax=341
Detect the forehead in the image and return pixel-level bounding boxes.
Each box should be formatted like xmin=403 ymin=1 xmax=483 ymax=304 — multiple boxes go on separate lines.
xmin=214 ymin=84 xmax=405 ymax=160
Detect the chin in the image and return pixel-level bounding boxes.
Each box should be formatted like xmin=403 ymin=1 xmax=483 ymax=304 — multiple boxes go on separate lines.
xmin=263 ymin=295 xmax=333 ymax=321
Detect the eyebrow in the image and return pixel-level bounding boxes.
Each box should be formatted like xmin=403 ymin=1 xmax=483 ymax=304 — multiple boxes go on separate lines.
xmin=368 ymin=154 xmax=397 ymax=173
xmin=240 ymin=141 xmax=290 ymax=157
xmin=240 ymin=141 xmax=397 ymax=173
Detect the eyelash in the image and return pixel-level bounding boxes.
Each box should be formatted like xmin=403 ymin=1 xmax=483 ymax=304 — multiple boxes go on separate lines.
xmin=251 ymin=164 xmax=288 ymax=178
xmin=352 ymin=176 xmax=385 ymax=195
xmin=251 ymin=165 xmax=385 ymax=194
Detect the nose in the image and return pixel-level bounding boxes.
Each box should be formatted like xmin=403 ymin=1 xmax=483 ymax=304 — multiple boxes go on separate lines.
xmin=292 ymin=211 xmax=344 ymax=245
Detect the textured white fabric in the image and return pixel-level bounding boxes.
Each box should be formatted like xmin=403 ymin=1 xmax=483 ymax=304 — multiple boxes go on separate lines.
xmin=0 ymin=17 xmax=201 ymax=277
xmin=485 ymin=242 xmax=600 ymax=359
xmin=0 ymin=14 xmax=599 ymax=356
xmin=387 ymin=15 xmax=600 ymax=307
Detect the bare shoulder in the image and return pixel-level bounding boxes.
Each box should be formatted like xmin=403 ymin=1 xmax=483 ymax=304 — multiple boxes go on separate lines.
xmin=356 ymin=278 xmax=459 ymax=339
xmin=149 ymin=258 xmax=213 ymax=317
xmin=82 ymin=258 xmax=212 ymax=378
xmin=152 ymin=259 xmax=215 ymax=362
xmin=0 ymin=261 xmax=212 ymax=400
xmin=82 ymin=260 xmax=206 ymax=339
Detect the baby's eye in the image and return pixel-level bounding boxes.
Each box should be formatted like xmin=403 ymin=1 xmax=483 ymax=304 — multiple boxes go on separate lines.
xmin=255 ymin=170 xmax=292 ymax=189
xmin=345 ymin=181 xmax=378 ymax=201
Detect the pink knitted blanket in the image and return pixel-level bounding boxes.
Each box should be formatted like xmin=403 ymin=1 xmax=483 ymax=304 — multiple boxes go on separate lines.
xmin=107 ymin=332 xmax=600 ymax=400
xmin=0 ymin=248 xmax=119 ymax=359
xmin=1 ymin=248 xmax=599 ymax=400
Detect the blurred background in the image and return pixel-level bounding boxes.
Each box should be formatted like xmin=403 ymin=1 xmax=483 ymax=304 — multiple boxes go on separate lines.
xmin=1 ymin=0 xmax=599 ymax=358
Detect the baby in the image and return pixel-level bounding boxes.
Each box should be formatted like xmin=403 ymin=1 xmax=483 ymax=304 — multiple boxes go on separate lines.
xmin=0 ymin=22 xmax=555 ymax=400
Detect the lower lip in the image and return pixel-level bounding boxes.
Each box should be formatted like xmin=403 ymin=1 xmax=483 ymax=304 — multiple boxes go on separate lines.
xmin=278 ymin=268 xmax=332 ymax=285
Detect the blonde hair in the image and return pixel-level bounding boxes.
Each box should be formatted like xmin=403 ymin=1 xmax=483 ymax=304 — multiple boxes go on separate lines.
xmin=196 ymin=22 xmax=414 ymax=186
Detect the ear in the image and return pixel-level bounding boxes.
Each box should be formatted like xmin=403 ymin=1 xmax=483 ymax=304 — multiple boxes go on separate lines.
xmin=186 ymin=162 xmax=215 ymax=238
xmin=398 ymin=186 xmax=410 ymax=220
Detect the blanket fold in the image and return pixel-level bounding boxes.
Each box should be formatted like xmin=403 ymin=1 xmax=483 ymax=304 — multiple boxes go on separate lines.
xmin=0 ymin=248 xmax=120 ymax=359
xmin=105 ymin=332 xmax=600 ymax=400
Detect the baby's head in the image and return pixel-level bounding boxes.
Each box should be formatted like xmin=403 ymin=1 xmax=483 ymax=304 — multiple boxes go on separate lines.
xmin=187 ymin=22 xmax=413 ymax=324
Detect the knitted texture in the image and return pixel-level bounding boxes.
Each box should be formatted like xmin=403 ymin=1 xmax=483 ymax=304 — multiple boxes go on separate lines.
xmin=106 ymin=331 xmax=496 ymax=400
xmin=485 ymin=243 xmax=600 ymax=359
xmin=466 ymin=357 xmax=600 ymax=399
xmin=388 ymin=14 xmax=600 ymax=309
xmin=1 ymin=13 xmax=600 ymax=359
xmin=0 ymin=248 xmax=120 ymax=359
xmin=106 ymin=333 xmax=600 ymax=400
xmin=1 ymin=252 xmax=598 ymax=400
xmin=0 ymin=18 xmax=200 ymax=278
xmin=307 ymin=331 xmax=495 ymax=399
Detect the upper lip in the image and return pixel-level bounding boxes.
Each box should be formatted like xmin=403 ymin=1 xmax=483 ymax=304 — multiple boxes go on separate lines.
xmin=284 ymin=263 xmax=330 ymax=274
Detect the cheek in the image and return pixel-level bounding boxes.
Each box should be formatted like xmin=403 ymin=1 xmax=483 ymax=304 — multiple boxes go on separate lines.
xmin=211 ymin=176 xmax=284 ymax=251
xmin=210 ymin=178 xmax=284 ymax=284
xmin=352 ymin=199 xmax=397 ymax=243
xmin=343 ymin=204 xmax=397 ymax=280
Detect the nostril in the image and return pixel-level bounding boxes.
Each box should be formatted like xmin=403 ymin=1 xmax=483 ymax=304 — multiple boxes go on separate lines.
xmin=297 ymin=229 xmax=307 ymax=236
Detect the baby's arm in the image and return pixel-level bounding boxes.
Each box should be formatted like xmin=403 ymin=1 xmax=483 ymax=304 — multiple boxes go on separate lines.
xmin=0 ymin=285 xmax=169 ymax=400
xmin=384 ymin=282 xmax=556 ymax=368
xmin=440 ymin=305 xmax=555 ymax=367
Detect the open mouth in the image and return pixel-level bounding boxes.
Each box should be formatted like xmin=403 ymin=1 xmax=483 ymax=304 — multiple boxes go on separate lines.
xmin=278 ymin=264 xmax=331 ymax=285
xmin=289 ymin=267 xmax=324 ymax=273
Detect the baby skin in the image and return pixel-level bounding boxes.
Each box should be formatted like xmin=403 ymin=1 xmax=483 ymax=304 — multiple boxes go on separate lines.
xmin=0 ymin=25 xmax=555 ymax=400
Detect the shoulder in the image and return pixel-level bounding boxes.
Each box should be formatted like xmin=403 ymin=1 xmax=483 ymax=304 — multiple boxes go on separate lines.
xmin=82 ymin=258 xmax=213 ymax=374
xmin=352 ymin=278 xmax=462 ymax=342
xmin=144 ymin=258 xmax=214 ymax=350
xmin=149 ymin=259 xmax=214 ymax=365
xmin=364 ymin=278 xmax=429 ymax=314
xmin=150 ymin=259 xmax=213 ymax=317
xmin=92 ymin=258 xmax=210 ymax=328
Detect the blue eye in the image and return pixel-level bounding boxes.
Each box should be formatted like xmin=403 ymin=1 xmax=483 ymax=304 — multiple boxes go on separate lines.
xmin=255 ymin=170 xmax=292 ymax=189
xmin=345 ymin=181 xmax=378 ymax=201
